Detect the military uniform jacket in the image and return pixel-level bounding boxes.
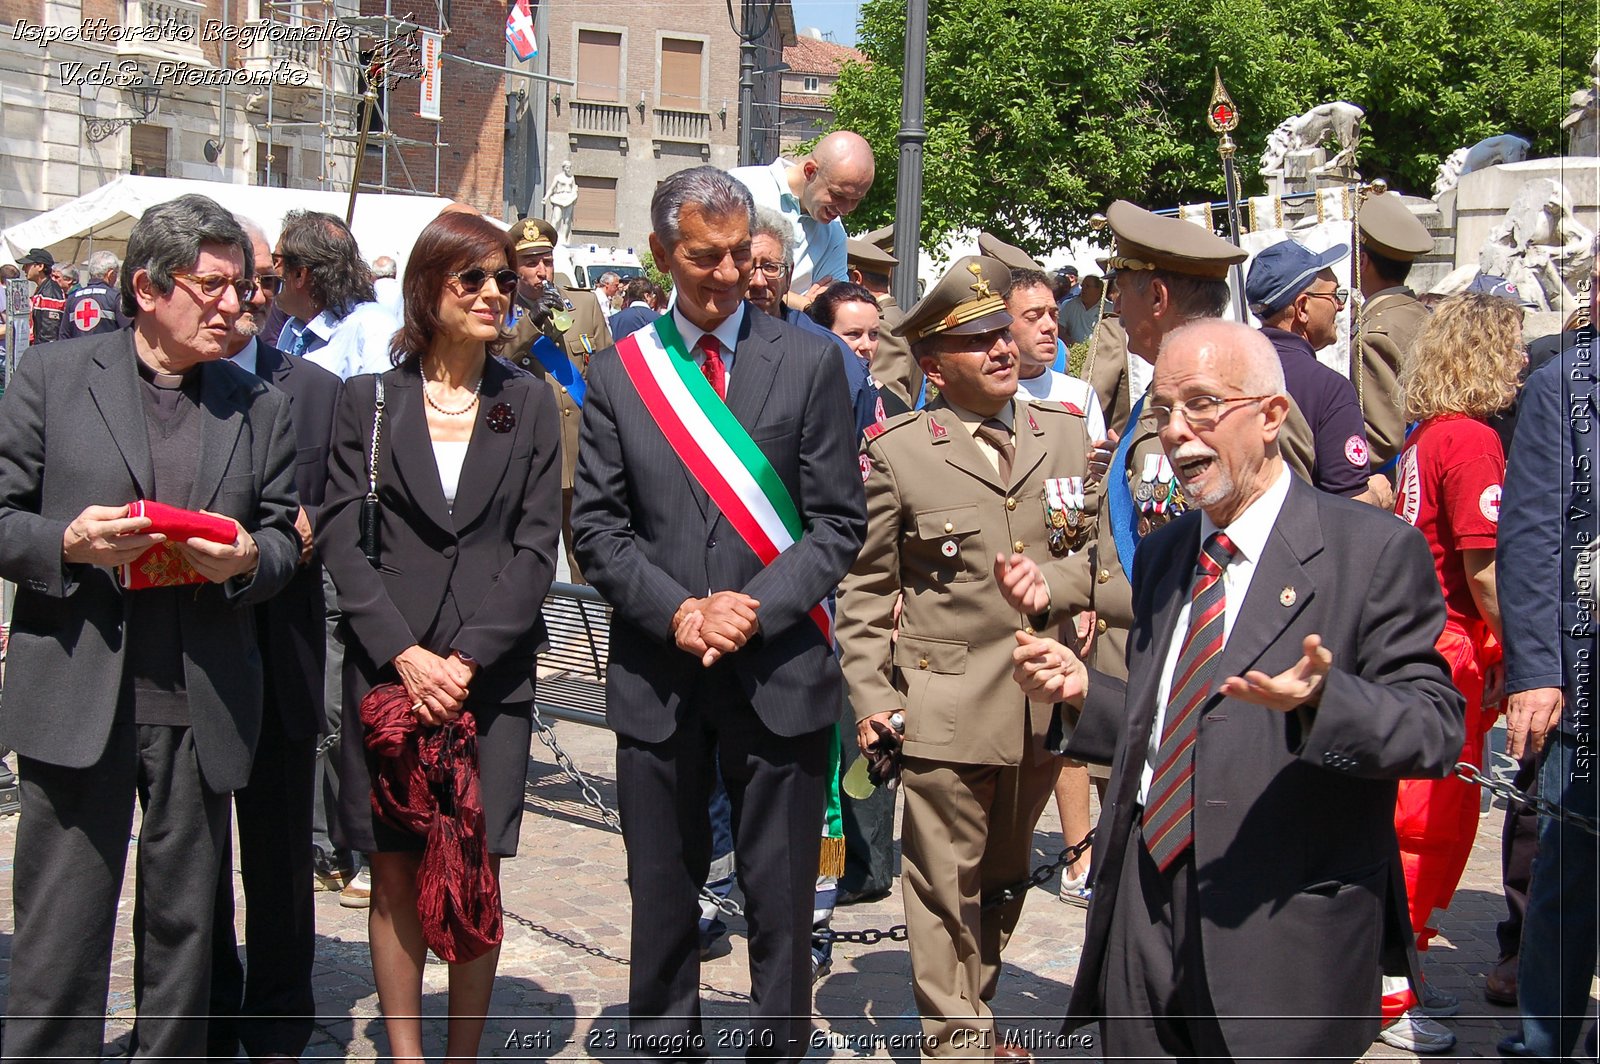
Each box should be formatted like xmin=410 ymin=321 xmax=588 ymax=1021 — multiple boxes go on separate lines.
xmin=1354 ymin=287 xmax=1429 ymax=470
xmin=1081 ymin=316 xmax=1133 ymax=437
xmin=836 ymin=397 xmax=1095 ymax=766
xmin=868 ymin=294 xmax=919 ymax=410
xmin=508 ymin=280 xmax=612 ymax=490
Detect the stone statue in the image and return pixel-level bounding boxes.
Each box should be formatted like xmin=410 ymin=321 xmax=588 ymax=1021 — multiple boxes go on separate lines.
xmin=1259 ymin=102 xmax=1364 ymax=179
xmin=1564 ymin=49 xmax=1600 ymax=157
xmin=1437 ymin=179 xmax=1596 ymax=312
xmin=1434 ymin=135 xmax=1532 ymax=198
xmin=543 ymin=161 xmax=579 ymax=244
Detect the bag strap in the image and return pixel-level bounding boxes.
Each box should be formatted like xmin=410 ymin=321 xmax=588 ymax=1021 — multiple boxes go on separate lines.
xmin=367 ymin=377 xmax=386 ymax=499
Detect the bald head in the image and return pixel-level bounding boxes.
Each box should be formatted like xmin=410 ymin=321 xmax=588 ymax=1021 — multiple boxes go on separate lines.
xmin=1153 ymin=319 xmax=1290 ymax=526
xmin=792 ymin=131 xmax=876 ymax=226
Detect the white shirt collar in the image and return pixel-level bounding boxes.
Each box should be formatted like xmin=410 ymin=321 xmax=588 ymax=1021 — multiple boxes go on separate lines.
xmin=228 ymin=337 xmax=260 ymax=377
xmin=671 ymin=302 xmax=746 ymax=359
xmin=1198 ymin=463 xmax=1293 ymax=566
xmin=768 ymin=156 xmax=801 ymax=209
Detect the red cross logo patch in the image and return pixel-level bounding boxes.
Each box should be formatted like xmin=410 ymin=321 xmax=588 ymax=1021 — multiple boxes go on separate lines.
xmin=1344 ymin=434 xmax=1369 ymax=467
xmin=71 ymin=297 xmax=102 ymax=332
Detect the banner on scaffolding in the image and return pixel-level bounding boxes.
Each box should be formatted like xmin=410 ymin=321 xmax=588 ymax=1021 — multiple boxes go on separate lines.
xmin=506 ymin=0 xmax=538 ymax=61
xmin=419 ymin=29 xmax=442 ymax=121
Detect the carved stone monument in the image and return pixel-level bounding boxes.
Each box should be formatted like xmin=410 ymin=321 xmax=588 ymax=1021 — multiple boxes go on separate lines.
xmin=543 ymin=161 xmax=579 ymax=244
xmin=1564 ymin=49 xmax=1600 ymax=158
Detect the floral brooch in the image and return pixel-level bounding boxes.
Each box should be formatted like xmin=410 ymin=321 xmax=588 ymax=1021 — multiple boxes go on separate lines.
xmin=486 ymin=402 xmax=516 ymax=434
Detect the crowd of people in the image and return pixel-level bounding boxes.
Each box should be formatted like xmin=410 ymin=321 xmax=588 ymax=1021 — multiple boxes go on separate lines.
xmin=0 ymin=127 xmax=1594 ymax=1064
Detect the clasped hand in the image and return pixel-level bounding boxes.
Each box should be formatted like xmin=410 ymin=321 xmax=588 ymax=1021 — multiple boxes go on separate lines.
xmin=393 ymin=645 xmax=478 ymax=726
xmin=1011 ymin=631 xmax=1088 ymax=705
xmin=673 ymin=591 xmax=760 ymax=667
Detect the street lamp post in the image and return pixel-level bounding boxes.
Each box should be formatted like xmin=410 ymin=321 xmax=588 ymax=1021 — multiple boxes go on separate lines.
xmin=890 ymin=0 xmax=928 ymax=308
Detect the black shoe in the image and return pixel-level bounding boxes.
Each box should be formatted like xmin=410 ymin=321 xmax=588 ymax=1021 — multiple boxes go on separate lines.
xmin=698 ymin=918 xmax=731 ymax=960
xmin=312 ymin=848 xmax=346 ymax=892
xmin=836 ymin=886 xmax=891 ymax=906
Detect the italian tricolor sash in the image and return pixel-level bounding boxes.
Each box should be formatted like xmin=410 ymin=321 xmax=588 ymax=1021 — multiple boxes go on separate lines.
xmin=615 ymin=315 xmax=832 ymax=640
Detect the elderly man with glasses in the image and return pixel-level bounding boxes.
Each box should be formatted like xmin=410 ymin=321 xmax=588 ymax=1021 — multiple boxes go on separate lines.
xmin=0 ymin=193 xmax=300 ymax=1060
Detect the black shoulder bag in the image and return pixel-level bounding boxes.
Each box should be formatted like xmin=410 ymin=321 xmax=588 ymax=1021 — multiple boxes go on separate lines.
xmin=360 ymin=378 xmax=386 ymax=567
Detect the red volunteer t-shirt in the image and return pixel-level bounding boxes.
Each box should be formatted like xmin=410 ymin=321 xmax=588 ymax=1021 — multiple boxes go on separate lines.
xmin=1394 ymin=415 xmax=1504 ymax=624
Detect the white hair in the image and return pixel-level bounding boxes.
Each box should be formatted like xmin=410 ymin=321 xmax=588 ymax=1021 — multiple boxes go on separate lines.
xmin=1160 ymin=319 xmax=1287 ymax=395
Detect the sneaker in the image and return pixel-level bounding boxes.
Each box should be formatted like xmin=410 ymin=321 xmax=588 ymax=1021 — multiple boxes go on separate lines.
xmin=1058 ymin=872 xmax=1092 ymax=908
xmin=1379 ymin=1009 xmax=1456 ymax=1054
xmin=338 ymin=869 xmax=371 ymax=908
xmin=312 ymin=849 xmax=346 ymax=893
xmin=1418 ymin=979 xmax=1461 ymax=1017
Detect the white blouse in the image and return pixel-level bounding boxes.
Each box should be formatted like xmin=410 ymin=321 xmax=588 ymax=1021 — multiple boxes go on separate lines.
xmin=432 ymin=441 xmax=470 ymax=512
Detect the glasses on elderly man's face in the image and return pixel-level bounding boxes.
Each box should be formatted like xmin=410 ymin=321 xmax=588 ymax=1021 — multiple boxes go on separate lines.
xmin=171 ymin=272 xmax=258 ymax=303
xmin=254 ymin=273 xmax=284 ymax=297
xmin=1146 ymin=394 xmax=1273 ymax=431
xmin=1304 ymin=286 xmax=1350 ymax=309
xmin=449 ymin=267 xmax=519 ymax=296
xmin=750 ymin=261 xmax=788 ymax=279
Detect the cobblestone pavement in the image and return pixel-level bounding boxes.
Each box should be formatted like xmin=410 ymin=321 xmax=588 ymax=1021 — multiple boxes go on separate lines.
xmin=0 ymin=721 xmax=1593 ymax=1061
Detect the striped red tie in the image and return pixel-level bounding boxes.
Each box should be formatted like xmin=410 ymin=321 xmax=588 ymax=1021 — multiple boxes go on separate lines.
xmin=1142 ymin=531 xmax=1238 ymax=872
xmin=699 ymin=335 xmax=726 ymax=401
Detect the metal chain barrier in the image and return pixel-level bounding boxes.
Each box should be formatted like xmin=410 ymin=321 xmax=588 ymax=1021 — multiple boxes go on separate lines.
xmin=1455 ymin=760 xmax=1599 ymax=836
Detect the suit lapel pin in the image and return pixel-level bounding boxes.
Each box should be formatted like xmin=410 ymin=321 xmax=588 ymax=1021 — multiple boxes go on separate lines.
xmin=1280 ymin=585 xmax=1296 ymax=607
xmin=486 ymin=402 xmax=515 ymax=433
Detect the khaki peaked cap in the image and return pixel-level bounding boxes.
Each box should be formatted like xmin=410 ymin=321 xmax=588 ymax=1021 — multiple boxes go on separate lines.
xmin=895 ymin=255 xmax=1013 ymax=342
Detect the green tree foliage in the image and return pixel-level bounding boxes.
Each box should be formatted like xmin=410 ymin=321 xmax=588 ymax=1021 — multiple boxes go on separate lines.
xmin=829 ymin=0 xmax=1591 ymax=256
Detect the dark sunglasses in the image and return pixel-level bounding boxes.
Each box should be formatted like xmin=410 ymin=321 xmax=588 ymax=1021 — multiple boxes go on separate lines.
xmin=254 ymin=273 xmax=284 ymax=296
xmin=450 ymin=267 xmax=518 ymax=295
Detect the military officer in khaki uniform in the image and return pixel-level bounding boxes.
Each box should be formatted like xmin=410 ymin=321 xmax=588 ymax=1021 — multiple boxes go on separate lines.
xmin=1081 ymin=313 xmax=1134 ymax=436
xmin=853 ymin=227 xmax=918 ymax=413
xmin=836 ymin=255 xmax=1095 ymax=1061
xmin=1352 ymin=192 xmax=1434 ymax=471
xmin=505 ymin=218 xmax=612 ymax=579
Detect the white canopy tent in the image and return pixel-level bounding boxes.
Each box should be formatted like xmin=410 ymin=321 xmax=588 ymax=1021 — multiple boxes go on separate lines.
xmin=0 ymin=176 xmax=499 ymax=276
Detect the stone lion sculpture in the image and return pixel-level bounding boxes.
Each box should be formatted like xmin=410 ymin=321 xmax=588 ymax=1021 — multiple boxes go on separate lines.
xmin=1433 ymin=135 xmax=1532 ymax=198
xmin=1260 ymin=102 xmax=1364 ymax=177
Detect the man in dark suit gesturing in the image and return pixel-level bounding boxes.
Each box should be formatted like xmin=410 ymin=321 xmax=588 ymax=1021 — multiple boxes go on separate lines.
xmin=572 ymin=166 xmax=866 ymax=1060
xmin=1012 ymin=319 xmax=1463 ymax=1061
xmin=0 ymin=194 xmax=300 ymax=1059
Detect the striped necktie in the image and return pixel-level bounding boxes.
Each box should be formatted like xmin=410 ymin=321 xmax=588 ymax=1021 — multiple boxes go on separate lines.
xmin=1142 ymin=530 xmax=1238 ymax=872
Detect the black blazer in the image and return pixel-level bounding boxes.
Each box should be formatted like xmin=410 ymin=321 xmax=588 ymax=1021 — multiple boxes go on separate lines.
xmin=0 ymin=331 xmax=301 ymax=791
xmin=252 ymin=342 xmax=342 ymax=738
xmin=571 ymin=306 xmax=867 ymax=742
xmin=316 ymin=356 xmax=561 ymax=705
xmin=1061 ymin=476 xmax=1464 ymax=1059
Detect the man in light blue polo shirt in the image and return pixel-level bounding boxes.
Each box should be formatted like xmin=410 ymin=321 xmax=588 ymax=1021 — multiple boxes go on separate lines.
xmin=729 ymin=130 xmax=875 ymax=313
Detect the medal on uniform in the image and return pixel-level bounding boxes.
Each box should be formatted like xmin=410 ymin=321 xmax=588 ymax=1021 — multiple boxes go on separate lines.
xmin=941 ymin=539 xmax=958 ymax=558
xmin=1135 ymin=454 xmax=1159 ymax=508
xmin=1042 ymin=480 xmax=1069 ymax=553
xmin=1153 ymin=456 xmax=1175 ymax=515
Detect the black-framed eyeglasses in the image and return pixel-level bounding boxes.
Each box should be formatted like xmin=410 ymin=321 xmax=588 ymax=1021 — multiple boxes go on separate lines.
xmin=1146 ymin=394 xmax=1273 ymax=431
xmin=449 ymin=267 xmax=518 ymax=295
xmin=1305 ymin=286 xmax=1350 ymax=308
xmin=752 ymin=261 xmax=788 ymax=279
xmin=254 ymin=273 xmax=284 ymax=296
xmin=171 ymin=271 xmax=257 ymax=303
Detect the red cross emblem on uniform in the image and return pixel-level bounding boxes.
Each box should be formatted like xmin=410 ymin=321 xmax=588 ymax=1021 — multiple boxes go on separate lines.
xmin=1344 ymin=434 xmax=1369 ymax=467
xmin=72 ymin=297 xmax=101 ymax=332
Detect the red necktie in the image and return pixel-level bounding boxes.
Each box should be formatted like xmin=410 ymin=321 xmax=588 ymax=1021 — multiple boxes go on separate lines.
xmin=699 ymin=335 xmax=726 ymax=401
xmin=1142 ymin=530 xmax=1238 ymax=872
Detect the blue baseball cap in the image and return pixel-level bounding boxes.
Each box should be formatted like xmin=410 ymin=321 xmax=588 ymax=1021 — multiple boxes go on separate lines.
xmin=1246 ymin=240 xmax=1350 ymax=318
xmin=1465 ymin=272 xmax=1539 ymax=309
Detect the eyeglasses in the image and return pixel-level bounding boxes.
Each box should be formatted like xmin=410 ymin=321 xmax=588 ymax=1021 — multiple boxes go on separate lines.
xmin=171 ymin=272 xmax=257 ymax=302
xmin=254 ymin=273 xmax=284 ymax=296
xmin=1305 ymin=286 xmax=1350 ymax=308
xmin=1146 ymin=394 xmax=1273 ymax=431
xmin=751 ymin=261 xmax=788 ymax=279
xmin=449 ymin=267 xmax=519 ymax=295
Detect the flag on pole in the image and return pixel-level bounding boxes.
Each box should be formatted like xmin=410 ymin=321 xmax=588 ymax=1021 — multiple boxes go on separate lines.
xmin=506 ymin=0 xmax=537 ymax=61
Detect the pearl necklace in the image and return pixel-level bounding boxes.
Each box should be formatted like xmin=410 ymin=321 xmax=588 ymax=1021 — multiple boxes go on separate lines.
xmin=423 ymin=372 xmax=482 ymax=416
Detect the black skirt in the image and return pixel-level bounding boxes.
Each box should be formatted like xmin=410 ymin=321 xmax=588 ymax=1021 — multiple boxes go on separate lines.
xmin=331 ymin=640 xmax=533 ymax=858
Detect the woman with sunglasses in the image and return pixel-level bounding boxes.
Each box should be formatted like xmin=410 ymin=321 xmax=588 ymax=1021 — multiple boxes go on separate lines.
xmin=317 ymin=211 xmax=561 ymax=1062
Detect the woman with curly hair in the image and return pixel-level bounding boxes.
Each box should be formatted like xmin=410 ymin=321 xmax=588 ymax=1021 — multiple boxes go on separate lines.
xmin=1379 ymin=291 xmax=1525 ymax=1052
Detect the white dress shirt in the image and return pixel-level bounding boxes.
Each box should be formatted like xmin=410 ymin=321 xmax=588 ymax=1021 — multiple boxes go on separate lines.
xmin=227 ymin=337 xmax=259 ymax=377
xmin=727 ymin=157 xmax=847 ymax=294
xmin=671 ymin=303 xmax=746 ymax=388
xmin=1016 ymin=369 xmax=1108 ymax=441
xmin=1138 ymin=465 xmax=1293 ymax=804
xmin=1128 ymin=351 xmax=1154 ymax=405
xmin=284 ymin=300 xmax=400 ymax=380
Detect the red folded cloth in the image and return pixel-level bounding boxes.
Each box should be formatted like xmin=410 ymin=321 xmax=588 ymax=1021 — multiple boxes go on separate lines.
xmin=361 ymin=682 xmax=503 ymax=963
xmin=117 ymin=501 xmax=237 ymax=590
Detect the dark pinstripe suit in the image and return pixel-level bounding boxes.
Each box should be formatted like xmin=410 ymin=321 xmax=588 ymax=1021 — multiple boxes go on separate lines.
xmin=572 ymin=305 xmax=866 ymax=1060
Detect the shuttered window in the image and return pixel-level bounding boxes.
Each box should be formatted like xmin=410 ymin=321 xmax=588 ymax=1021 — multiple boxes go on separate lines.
xmin=573 ymin=175 xmax=618 ymax=233
xmin=659 ymin=38 xmax=703 ymax=109
xmin=577 ymin=29 xmax=621 ymax=102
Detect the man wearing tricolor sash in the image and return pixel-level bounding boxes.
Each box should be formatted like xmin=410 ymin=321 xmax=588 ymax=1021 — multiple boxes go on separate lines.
xmin=836 ymin=254 xmax=1097 ymax=1061
xmin=572 ymin=167 xmax=866 ymax=1061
